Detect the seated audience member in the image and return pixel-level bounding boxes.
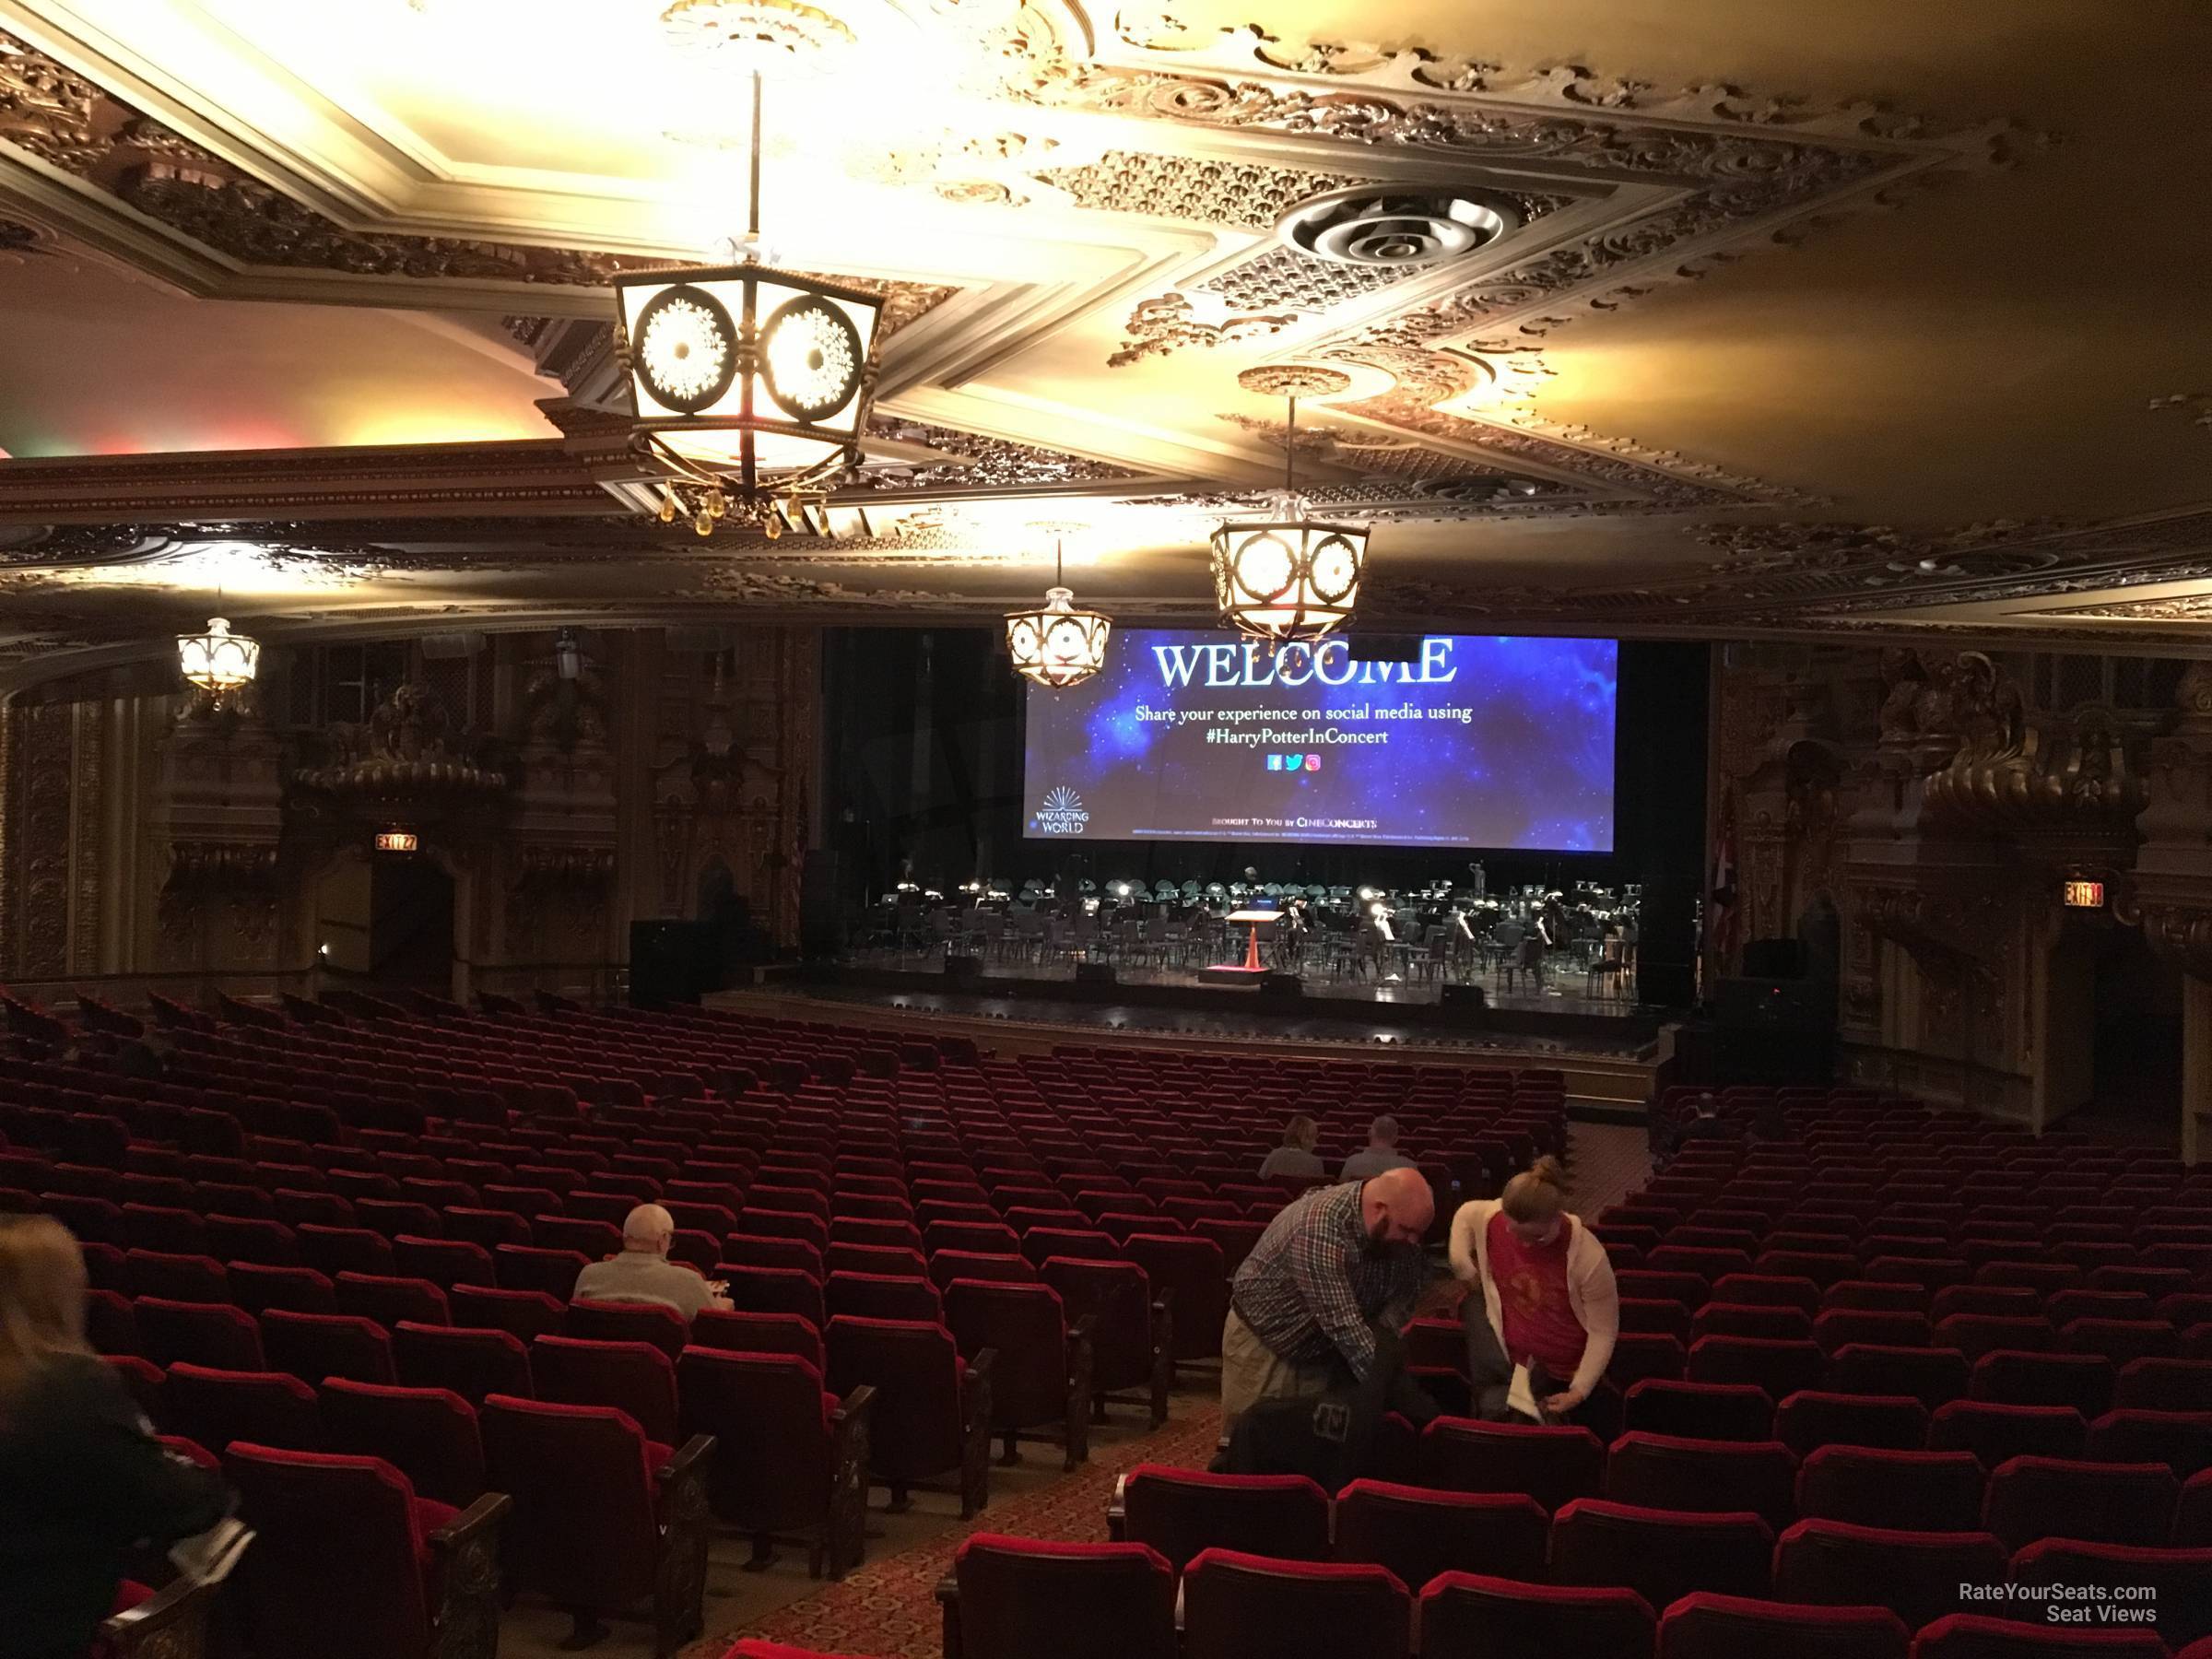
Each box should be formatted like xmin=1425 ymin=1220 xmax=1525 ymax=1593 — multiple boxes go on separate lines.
xmin=1340 ymin=1115 xmax=1417 ymax=1182
xmin=1448 ymin=1156 xmax=1618 ymax=1428
xmin=1655 ymin=1092 xmax=1731 ymax=1164
xmin=1257 ymin=1114 xmax=1326 ymax=1181
xmin=573 ymin=1204 xmax=732 ymax=1321
xmin=0 ymin=1218 xmax=233 ymax=1659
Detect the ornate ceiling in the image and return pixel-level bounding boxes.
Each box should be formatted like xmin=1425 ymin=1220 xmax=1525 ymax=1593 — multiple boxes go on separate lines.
xmin=1 ymin=0 xmax=2207 ymax=688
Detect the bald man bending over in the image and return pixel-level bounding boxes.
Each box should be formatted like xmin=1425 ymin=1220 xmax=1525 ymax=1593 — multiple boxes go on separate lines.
xmin=1219 ymin=1169 xmax=1434 ymax=1444
xmin=573 ymin=1204 xmax=732 ymax=1321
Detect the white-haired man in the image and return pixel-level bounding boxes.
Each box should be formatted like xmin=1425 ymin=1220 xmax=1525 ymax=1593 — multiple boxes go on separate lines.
xmin=573 ymin=1203 xmax=731 ymax=1321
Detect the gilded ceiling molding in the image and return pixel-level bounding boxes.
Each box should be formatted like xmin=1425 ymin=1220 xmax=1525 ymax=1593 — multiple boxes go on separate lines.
xmin=2036 ymin=593 xmax=2212 ymax=623
xmin=850 ymin=418 xmax=1145 ymax=491
xmin=1109 ymin=291 xmax=1298 ymax=366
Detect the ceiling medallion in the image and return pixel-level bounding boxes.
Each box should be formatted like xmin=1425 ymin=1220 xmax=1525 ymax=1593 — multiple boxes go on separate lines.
xmin=660 ymin=0 xmax=857 ymax=72
xmin=1236 ymin=364 xmax=1354 ymax=399
xmin=1277 ymin=186 xmax=1521 ymax=269
xmin=1006 ymin=538 xmax=1112 ymax=690
xmin=1211 ymin=389 xmax=1368 ymax=644
xmin=617 ymin=71 xmax=883 ymax=535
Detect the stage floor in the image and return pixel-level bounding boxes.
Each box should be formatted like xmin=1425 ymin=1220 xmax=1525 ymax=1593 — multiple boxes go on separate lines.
xmin=832 ymin=947 xmax=1644 ymax=1023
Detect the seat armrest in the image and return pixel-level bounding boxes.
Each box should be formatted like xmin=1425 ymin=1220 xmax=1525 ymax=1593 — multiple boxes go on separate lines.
xmin=935 ymin=1574 xmax=966 ymax=1659
xmin=828 ymin=1386 xmax=876 ymax=1580
xmin=1148 ymin=1291 xmax=1175 ymax=1427
xmin=1063 ymin=1315 xmax=1096 ymax=1470
xmin=99 ymin=1576 xmax=218 ymax=1659
xmin=653 ymin=1434 xmax=715 ymax=1656
xmin=959 ymin=1348 xmax=997 ymax=1520
xmin=1107 ymin=1471 xmax=1128 ymax=1541
xmin=427 ymin=1493 xmax=512 ymax=1659
xmin=654 ymin=1432 xmax=717 ymax=1512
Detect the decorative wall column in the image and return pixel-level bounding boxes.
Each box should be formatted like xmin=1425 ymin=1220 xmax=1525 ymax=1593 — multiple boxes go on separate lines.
xmin=150 ymin=692 xmax=286 ymax=977
xmin=2136 ymin=662 xmax=2212 ymax=1161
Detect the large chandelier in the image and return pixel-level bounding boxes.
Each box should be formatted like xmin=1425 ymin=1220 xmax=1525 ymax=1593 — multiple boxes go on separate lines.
xmin=615 ymin=67 xmax=883 ymax=535
xmin=1211 ymin=367 xmax=1369 ymax=643
xmin=1006 ymin=539 xmax=1111 ymax=690
xmin=177 ymin=617 xmax=259 ymax=697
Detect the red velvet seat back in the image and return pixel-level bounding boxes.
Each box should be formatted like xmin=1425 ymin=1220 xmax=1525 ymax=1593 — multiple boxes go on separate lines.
xmin=1928 ymin=1401 xmax=2088 ymax=1468
xmin=1118 ymin=1465 xmax=1330 ymax=1575
xmin=566 ymin=1298 xmax=688 ymax=1362
xmin=1657 ymin=1591 xmax=1909 ymax=1659
xmin=335 ymin=1271 xmax=450 ymax=1329
xmin=229 ymin=1262 xmax=336 ymax=1318
xmin=392 ymin=1321 xmax=532 ymax=1406
xmin=1041 ymin=1258 xmax=1154 ymax=1394
xmin=1605 ymin=1432 xmax=1797 ymax=1530
xmin=1334 ymin=1479 xmax=1547 ymax=1589
xmin=827 ymin=1271 xmax=944 ymax=1325
xmin=691 ymin=1308 xmax=825 ymax=1371
xmin=1181 ymin=1548 xmax=1407 ymax=1659
xmin=1550 ymin=1499 xmax=1772 ymax=1608
xmin=321 ymin=1378 xmax=487 ymax=1507
xmin=393 ymin=1235 xmax=498 ymax=1290
xmin=447 ymin=1284 xmax=567 ymax=1344
xmin=1983 ymin=1456 xmax=2181 ymax=1551
xmin=531 ymin=1335 xmax=679 ymax=1444
xmin=493 ymin=1243 xmax=589 ymax=1300
xmin=133 ymin=1297 xmax=264 ymax=1371
xmin=723 ymin=1265 xmax=829 ymax=1328
xmin=825 ymin=1316 xmax=965 ymax=1483
xmin=165 ymin=1363 xmax=322 ymax=1454
xmin=481 ymin=1395 xmax=660 ymax=1614
xmin=1797 ymin=1444 xmax=1986 ymax=1531
xmin=225 ymin=1442 xmax=434 ymax=1659
xmin=1121 ymin=1235 xmax=1227 ymax=1361
xmin=950 ymin=1534 xmax=1178 ymax=1659
xmin=945 ymin=1280 xmax=1068 ymax=1430
xmin=260 ymin=1310 xmax=396 ymax=1385
xmin=1772 ymin=1518 xmax=2009 ymax=1632
xmin=1419 ymin=1572 xmax=1655 ymax=1659
xmin=677 ymin=1347 xmax=832 ymax=1532
xmin=1420 ymin=1417 xmax=1608 ymax=1513
xmin=1909 ymin=1612 xmax=2168 ymax=1656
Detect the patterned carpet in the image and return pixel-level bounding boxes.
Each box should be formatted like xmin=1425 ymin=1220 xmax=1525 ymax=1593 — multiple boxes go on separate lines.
xmin=695 ymin=1121 xmax=1651 ymax=1659
xmin=686 ymin=1403 xmax=1225 ymax=1659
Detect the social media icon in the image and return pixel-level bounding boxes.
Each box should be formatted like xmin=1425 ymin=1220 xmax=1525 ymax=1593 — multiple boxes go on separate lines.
xmin=1305 ymin=754 xmax=1323 ymax=771
xmin=1286 ymin=754 xmax=1304 ymax=771
xmin=1265 ymin=754 xmax=1282 ymax=771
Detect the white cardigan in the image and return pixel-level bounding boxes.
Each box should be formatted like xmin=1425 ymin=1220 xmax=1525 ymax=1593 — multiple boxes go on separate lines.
xmin=1448 ymin=1199 xmax=1620 ymax=1403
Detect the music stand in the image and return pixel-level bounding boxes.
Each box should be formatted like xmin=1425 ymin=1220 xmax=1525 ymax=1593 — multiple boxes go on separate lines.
xmin=1202 ymin=908 xmax=1281 ymax=981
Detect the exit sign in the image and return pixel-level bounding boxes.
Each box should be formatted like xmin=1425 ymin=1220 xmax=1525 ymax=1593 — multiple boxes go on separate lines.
xmin=374 ymin=831 xmax=420 ymax=853
xmin=2063 ymin=878 xmax=2105 ymax=909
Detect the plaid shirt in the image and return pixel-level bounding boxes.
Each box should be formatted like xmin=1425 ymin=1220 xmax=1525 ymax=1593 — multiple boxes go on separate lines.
xmin=1230 ymin=1181 xmax=1425 ymax=1379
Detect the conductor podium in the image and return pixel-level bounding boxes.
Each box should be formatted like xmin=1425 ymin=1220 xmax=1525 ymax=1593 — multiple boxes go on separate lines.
xmin=1198 ymin=909 xmax=1282 ymax=984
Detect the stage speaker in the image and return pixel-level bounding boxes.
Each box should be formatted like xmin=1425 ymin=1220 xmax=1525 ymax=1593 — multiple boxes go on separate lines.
xmin=629 ymin=920 xmax=718 ymax=1007
xmin=799 ymin=851 xmax=846 ymax=959
xmin=944 ymin=954 xmax=983 ymax=986
xmin=1441 ymin=982 xmax=1488 ymax=1016
xmin=1637 ymin=871 xmax=1699 ymax=1006
xmin=1741 ymin=936 xmax=1806 ymax=979
xmin=1259 ymin=971 xmax=1303 ymax=996
xmin=1075 ymin=962 xmax=1116 ymax=985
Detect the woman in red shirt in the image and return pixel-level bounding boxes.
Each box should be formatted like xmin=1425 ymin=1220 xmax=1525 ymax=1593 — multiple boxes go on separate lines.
xmin=1447 ymin=1156 xmax=1620 ymax=1422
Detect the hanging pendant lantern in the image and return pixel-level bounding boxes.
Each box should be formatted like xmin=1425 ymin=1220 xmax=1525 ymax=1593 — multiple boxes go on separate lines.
xmin=1006 ymin=539 xmax=1111 ymax=689
xmin=1211 ymin=369 xmax=1369 ymax=643
xmin=177 ymin=617 xmax=259 ymax=696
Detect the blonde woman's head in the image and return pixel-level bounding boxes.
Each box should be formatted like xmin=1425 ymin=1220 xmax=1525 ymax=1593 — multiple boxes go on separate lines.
xmin=0 ymin=1217 xmax=89 ymax=1396
xmin=1499 ymin=1155 xmax=1569 ymax=1243
xmin=1281 ymin=1114 xmax=1318 ymax=1152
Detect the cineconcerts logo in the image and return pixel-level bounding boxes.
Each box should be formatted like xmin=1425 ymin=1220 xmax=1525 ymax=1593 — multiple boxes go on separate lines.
xmin=1030 ymin=785 xmax=1089 ymax=836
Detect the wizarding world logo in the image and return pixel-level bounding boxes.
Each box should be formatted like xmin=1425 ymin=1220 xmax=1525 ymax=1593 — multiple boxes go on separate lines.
xmin=1031 ymin=785 xmax=1089 ymax=836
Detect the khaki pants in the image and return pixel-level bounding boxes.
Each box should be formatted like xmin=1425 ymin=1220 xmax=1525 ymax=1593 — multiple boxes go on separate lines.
xmin=1218 ymin=1309 xmax=1339 ymax=1440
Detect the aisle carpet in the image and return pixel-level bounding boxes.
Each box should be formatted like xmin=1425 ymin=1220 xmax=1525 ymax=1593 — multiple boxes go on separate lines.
xmin=686 ymin=1402 xmax=1223 ymax=1659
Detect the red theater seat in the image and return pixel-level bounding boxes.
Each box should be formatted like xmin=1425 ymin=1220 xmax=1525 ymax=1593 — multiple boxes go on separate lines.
xmin=1180 ymin=1549 xmax=1409 ymax=1659
xmin=1606 ymin=1432 xmax=1797 ymax=1529
xmin=1551 ymin=1499 xmax=1773 ymax=1607
xmin=1796 ymin=1445 xmax=1986 ymax=1531
xmin=677 ymin=1347 xmax=873 ymax=1580
xmin=1420 ymin=1416 xmax=1607 ymax=1513
xmin=1333 ymin=1479 xmax=1548 ymax=1588
xmin=1420 ymin=1572 xmax=1655 ymax=1655
xmin=164 ymin=1363 xmax=322 ymax=1453
xmin=565 ymin=1298 xmax=689 ymax=1363
xmin=824 ymin=1315 xmax=993 ymax=1517
xmin=940 ymin=1534 xmax=1177 ymax=1659
xmin=133 ymin=1298 xmax=264 ymax=1371
xmin=224 ymin=1441 xmax=509 ymax=1659
xmin=319 ymin=1378 xmax=488 ymax=1506
xmin=1113 ymin=1465 xmax=1330 ymax=1575
xmin=691 ymin=1308 xmax=825 ymax=1371
xmin=392 ymin=1321 xmax=532 ymax=1405
xmin=1773 ymin=1519 xmax=2009 ymax=1632
xmin=1983 ymin=1456 xmax=2181 ymax=1551
xmin=945 ymin=1279 xmax=1091 ymax=1470
xmin=1623 ymin=1379 xmax=1775 ymax=1442
xmin=1908 ymin=1613 xmax=2169 ymax=1656
xmin=1656 ymin=1593 xmax=1911 ymax=1659
xmin=1775 ymin=1391 xmax=1929 ymax=1456
xmin=2009 ymin=1539 xmax=2212 ymax=1649
xmin=259 ymin=1310 xmax=396 ymax=1385
xmin=1041 ymin=1257 xmax=1171 ymax=1429
xmin=531 ymin=1335 xmax=679 ymax=1445
xmin=479 ymin=1394 xmax=713 ymax=1653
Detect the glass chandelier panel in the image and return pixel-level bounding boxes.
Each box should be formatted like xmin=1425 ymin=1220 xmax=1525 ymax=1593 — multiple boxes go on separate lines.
xmin=1006 ymin=540 xmax=1111 ymax=689
xmin=1210 ymin=516 xmax=1367 ymax=642
xmin=177 ymin=617 xmax=259 ymax=694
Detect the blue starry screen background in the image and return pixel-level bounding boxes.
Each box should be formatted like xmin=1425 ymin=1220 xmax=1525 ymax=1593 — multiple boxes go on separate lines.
xmin=1022 ymin=631 xmax=1617 ymax=850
